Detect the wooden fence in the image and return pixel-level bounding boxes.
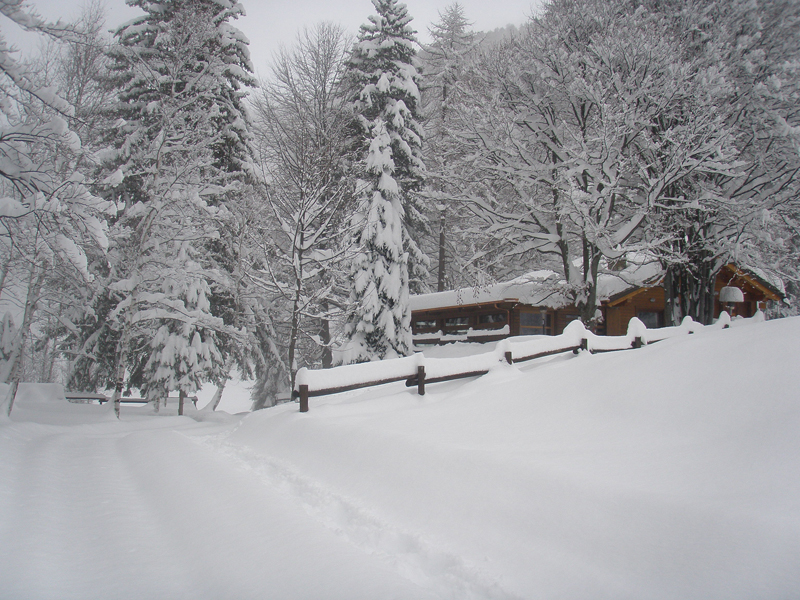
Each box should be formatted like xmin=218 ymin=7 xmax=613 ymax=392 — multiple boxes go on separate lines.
xmin=293 ymin=311 xmax=758 ymax=412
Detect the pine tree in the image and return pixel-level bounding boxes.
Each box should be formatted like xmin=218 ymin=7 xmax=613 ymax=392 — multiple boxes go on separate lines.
xmin=99 ymin=0 xmax=256 ymax=413
xmin=343 ymin=0 xmax=426 ymax=362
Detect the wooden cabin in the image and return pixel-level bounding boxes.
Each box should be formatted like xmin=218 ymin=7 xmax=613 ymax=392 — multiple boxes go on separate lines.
xmin=410 ymin=264 xmax=783 ymax=343
xmin=603 ymin=264 xmax=784 ymax=335
xmin=410 ymin=271 xmax=582 ymax=342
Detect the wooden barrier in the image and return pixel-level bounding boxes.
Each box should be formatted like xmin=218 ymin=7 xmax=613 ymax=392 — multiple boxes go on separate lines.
xmin=293 ymin=312 xmax=751 ymax=412
xmin=294 ymin=374 xmax=414 ymax=413
xmin=66 ymin=393 xmax=199 ymax=407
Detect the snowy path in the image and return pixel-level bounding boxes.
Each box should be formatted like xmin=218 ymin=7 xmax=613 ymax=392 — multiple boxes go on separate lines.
xmin=0 ymin=418 xmax=440 ymax=600
xmin=2 ymin=317 xmax=800 ymax=599
xmin=197 ymin=431 xmax=522 ymax=600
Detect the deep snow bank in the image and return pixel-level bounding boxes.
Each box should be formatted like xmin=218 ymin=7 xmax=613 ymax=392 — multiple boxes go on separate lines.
xmin=226 ymin=316 xmax=800 ymax=599
xmin=1 ymin=317 xmax=798 ymax=600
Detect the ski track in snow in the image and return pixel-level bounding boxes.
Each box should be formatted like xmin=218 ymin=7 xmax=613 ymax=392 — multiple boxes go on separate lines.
xmin=192 ymin=430 xmax=522 ymax=600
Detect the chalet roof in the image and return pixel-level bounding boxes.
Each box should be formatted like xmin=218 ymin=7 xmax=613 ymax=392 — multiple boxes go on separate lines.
xmin=410 ymin=270 xmax=570 ymax=312
xmin=410 ymin=261 xmax=663 ymax=313
xmin=732 ymin=264 xmax=785 ymax=299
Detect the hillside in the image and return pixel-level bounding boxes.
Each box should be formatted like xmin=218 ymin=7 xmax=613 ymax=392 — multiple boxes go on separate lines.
xmin=1 ymin=317 xmax=799 ymax=599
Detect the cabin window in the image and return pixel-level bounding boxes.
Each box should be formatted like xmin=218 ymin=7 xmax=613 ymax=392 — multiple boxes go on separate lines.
xmin=444 ymin=316 xmax=469 ymax=327
xmin=478 ymin=313 xmax=506 ymax=325
xmin=413 ymin=319 xmax=437 ymax=331
xmin=636 ymin=310 xmax=663 ymax=329
xmin=519 ymin=311 xmax=551 ymax=335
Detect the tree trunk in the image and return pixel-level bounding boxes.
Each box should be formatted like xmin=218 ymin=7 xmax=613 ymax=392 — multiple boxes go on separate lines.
xmin=109 ymin=321 xmax=133 ymax=420
xmin=437 ymin=212 xmax=446 ymax=292
xmin=0 ymin=262 xmax=46 ymax=385
xmin=3 ymin=381 xmax=19 ymax=417
xmin=663 ymin=267 xmax=679 ymax=326
xmin=0 ymin=250 xmax=14 ymax=300
xmin=667 ymin=260 xmax=718 ymax=325
xmin=288 ymin=285 xmax=302 ymax=391
xmin=209 ymin=377 xmax=227 ymax=411
xmin=109 ymin=356 xmax=125 ymax=420
xmin=320 ymin=301 xmax=333 ymax=369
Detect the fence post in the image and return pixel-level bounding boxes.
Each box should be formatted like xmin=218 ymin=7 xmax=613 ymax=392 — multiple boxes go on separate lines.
xmin=178 ymin=390 xmax=186 ymax=416
xmin=632 ymin=336 xmax=643 ymax=349
xmin=575 ymin=337 xmax=588 ymax=354
xmin=417 ymin=366 xmax=426 ymax=396
xmin=505 ymin=351 xmax=513 ymax=365
xmin=299 ymin=385 xmax=309 ymax=413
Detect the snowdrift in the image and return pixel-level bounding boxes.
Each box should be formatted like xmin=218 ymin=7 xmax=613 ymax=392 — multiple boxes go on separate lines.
xmin=1 ymin=317 xmax=799 ymax=599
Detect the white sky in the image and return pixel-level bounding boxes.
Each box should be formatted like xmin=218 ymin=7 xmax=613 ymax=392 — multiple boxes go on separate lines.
xmin=7 ymin=0 xmax=542 ymax=74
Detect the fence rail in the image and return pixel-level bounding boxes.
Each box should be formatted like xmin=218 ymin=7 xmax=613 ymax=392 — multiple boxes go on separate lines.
xmin=294 ymin=311 xmax=760 ymax=412
xmin=65 ymin=393 xmax=199 ymax=407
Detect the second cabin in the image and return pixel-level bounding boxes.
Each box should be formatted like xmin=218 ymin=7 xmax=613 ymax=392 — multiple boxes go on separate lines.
xmin=410 ymin=264 xmax=783 ymax=344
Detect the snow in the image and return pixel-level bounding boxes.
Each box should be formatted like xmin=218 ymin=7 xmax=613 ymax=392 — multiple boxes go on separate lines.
xmin=720 ymin=285 xmax=745 ymax=303
xmin=410 ymin=260 xmax=663 ymax=312
xmin=2 ymin=316 xmax=799 ymax=599
xmin=413 ymin=324 xmax=510 ymax=344
xmin=296 ymin=354 xmax=420 ymax=391
xmin=410 ymin=270 xmax=566 ymax=311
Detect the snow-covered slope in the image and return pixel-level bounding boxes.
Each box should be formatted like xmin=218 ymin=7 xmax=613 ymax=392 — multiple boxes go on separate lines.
xmin=2 ymin=317 xmax=799 ymax=599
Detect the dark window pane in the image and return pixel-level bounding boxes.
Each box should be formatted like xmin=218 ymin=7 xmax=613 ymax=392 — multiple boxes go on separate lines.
xmin=520 ymin=311 xmax=550 ymax=334
xmin=414 ymin=319 xmax=437 ymax=330
xmin=479 ymin=313 xmax=506 ymax=324
xmin=520 ymin=312 xmax=544 ymax=327
xmin=636 ymin=310 xmax=662 ymax=329
xmin=444 ymin=316 xmax=469 ymax=327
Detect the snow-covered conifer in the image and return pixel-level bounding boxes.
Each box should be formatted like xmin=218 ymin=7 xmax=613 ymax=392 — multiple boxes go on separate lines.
xmin=139 ymin=259 xmax=223 ymax=403
xmin=343 ymin=0 xmax=427 ymax=362
xmin=98 ymin=0 xmax=256 ymax=412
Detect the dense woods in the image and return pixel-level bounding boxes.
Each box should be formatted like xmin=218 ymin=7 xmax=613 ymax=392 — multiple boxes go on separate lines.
xmin=1 ymin=0 xmax=798 ymax=410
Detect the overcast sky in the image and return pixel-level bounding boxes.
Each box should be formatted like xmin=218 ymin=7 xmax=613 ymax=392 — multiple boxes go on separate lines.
xmin=8 ymin=0 xmax=541 ymax=74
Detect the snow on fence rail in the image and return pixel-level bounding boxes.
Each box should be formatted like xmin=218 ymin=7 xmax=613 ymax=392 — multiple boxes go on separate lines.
xmin=293 ymin=311 xmax=762 ymax=412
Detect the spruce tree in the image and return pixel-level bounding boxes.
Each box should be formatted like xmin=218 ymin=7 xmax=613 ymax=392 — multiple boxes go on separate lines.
xmin=99 ymin=0 xmax=255 ymax=411
xmin=343 ymin=0 xmax=426 ymax=362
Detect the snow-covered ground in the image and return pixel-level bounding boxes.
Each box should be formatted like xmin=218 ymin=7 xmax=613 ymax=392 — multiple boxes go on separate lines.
xmin=2 ymin=317 xmax=799 ymax=599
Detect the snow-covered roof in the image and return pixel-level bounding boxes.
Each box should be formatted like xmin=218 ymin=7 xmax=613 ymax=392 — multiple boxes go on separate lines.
xmin=410 ymin=261 xmax=664 ymax=313
xmin=410 ymin=271 xmax=569 ymax=312
xmin=734 ymin=264 xmax=785 ymax=297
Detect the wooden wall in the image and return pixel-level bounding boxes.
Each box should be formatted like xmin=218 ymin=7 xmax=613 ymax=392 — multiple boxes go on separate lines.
xmin=714 ymin=267 xmax=772 ymax=318
xmin=604 ymin=287 xmax=666 ymax=336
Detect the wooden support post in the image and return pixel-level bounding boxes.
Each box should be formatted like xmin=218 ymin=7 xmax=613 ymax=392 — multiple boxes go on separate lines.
xmin=178 ymin=390 xmax=186 ymax=416
xmin=505 ymin=351 xmax=513 ymax=365
xmin=299 ymin=384 xmax=309 ymax=413
xmin=417 ymin=366 xmax=425 ymax=396
xmin=632 ymin=336 xmax=643 ymax=349
xmin=575 ymin=337 xmax=588 ymax=354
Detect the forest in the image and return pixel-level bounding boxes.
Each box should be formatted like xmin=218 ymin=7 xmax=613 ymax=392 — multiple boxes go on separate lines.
xmin=1 ymin=0 xmax=798 ymax=410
